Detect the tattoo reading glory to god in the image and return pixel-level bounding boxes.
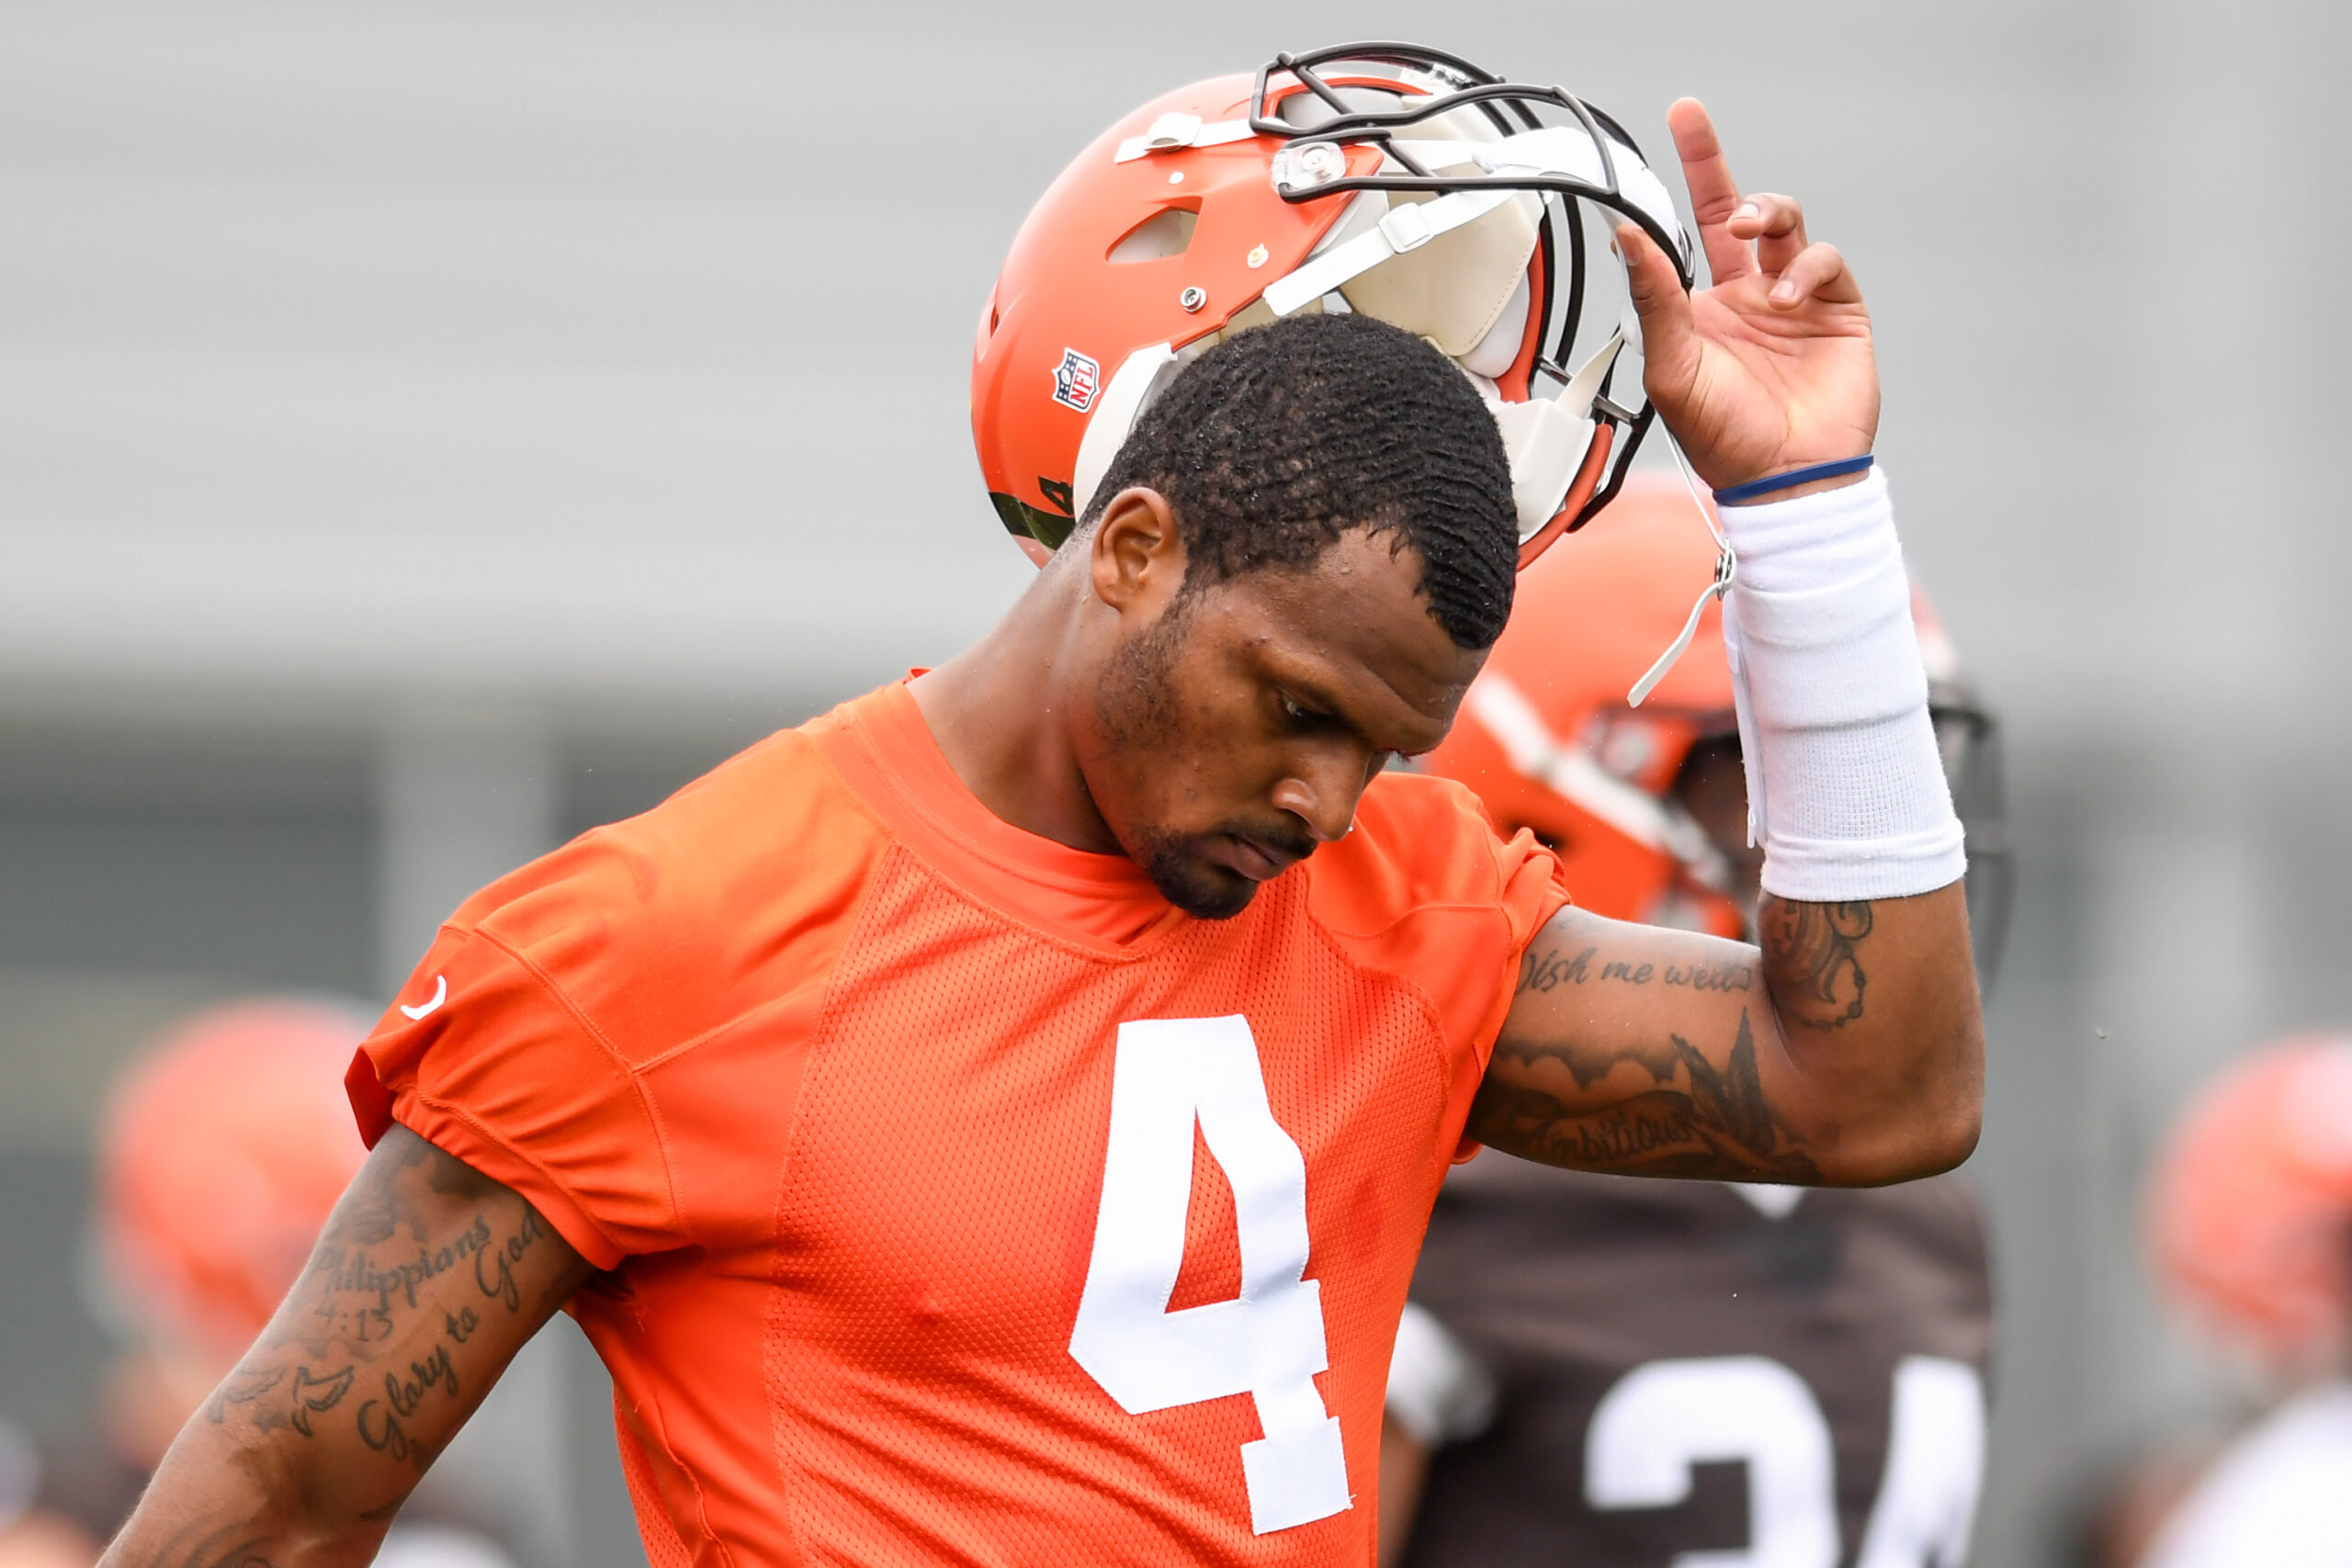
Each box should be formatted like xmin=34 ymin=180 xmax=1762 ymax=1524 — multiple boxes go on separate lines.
xmin=203 ymin=1134 xmax=556 ymax=1474
xmin=345 ymin=1209 xmax=545 ymax=1470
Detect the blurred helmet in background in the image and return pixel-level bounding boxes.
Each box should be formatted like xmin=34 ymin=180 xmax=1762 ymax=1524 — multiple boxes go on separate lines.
xmin=1419 ymin=472 xmax=1749 ymax=936
xmin=972 ymin=42 xmax=1693 ymax=569
xmin=94 ymin=998 xmax=368 ymax=1363
xmin=1418 ymin=472 xmax=2013 ymax=984
xmin=2148 ymin=1034 xmax=2352 ymax=1380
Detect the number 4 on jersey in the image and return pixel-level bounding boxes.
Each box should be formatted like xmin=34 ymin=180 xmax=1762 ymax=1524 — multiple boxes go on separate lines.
xmin=1069 ymin=1016 xmax=1351 ymax=1536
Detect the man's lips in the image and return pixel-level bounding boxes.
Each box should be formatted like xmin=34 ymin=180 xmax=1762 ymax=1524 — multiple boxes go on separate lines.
xmin=1221 ymin=832 xmax=1310 ymax=882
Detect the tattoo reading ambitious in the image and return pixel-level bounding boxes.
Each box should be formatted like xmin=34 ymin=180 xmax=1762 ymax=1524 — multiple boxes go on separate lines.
xmin=1475 ymin=994 xmax=1818 ymax=1181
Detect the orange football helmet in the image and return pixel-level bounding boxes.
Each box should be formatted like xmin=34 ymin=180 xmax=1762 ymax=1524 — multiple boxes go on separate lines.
xmin=1419 ymin=474 xmax=2011 ymax=966
xmin=95 ymin=998 xmax=370 ymax=1359
xmin=972 ymin=43 xmax=1694 ymax=569
xmin=2148 ymin=1034 xmax=2352 ymax=1377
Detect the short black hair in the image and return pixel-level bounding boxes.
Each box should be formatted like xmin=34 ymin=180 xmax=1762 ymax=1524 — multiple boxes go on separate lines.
xmin=1082 ymin=311 xmax=1518 ymax=649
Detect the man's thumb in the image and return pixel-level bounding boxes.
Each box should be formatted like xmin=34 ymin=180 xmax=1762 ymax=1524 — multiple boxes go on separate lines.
xmin=1617 ymin=223 xmax=1696 ymax=389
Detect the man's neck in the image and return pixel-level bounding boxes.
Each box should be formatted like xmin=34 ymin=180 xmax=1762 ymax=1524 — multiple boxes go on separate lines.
xmin=908 ymin=571 xmax=1124 ymax=856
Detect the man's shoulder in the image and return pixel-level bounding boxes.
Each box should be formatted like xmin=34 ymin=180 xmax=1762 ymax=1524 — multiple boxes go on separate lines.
xmin=444 ymin=718 xmax=893 ymax=1056
xmin=469 ymin=722 xmax=876 ymax=912
xmin=1304 ymin=769 xmax=1557 ymax=936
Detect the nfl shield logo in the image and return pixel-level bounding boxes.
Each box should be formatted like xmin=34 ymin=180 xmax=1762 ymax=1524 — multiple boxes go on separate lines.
xmin=1052 ymin=348 xmax=1101 ymax=412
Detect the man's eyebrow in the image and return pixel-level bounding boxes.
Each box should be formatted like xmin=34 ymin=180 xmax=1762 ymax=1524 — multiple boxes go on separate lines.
xmin=1277 ymin=662 xmax=1440 ymax=753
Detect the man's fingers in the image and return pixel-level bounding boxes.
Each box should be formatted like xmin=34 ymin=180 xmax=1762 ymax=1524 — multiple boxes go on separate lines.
xmin=1667 ymin=97 xmax=1753 ymax=285
xmin=1730 ymin=192 xmax=1810 ymax=276
xmin=1619 ymin=223 xmax=1698 ymax=393
xmin=1765 ymin=242 xmax=1860 ymax=309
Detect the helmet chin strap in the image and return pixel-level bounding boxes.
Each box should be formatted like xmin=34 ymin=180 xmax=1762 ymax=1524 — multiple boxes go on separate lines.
xmin=1626 ymin=434 xmax=1736 ymax=709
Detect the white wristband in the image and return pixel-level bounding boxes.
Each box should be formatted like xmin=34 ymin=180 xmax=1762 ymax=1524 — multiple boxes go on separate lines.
xmin=1718 ymin=468 xmax=1966 ymax=903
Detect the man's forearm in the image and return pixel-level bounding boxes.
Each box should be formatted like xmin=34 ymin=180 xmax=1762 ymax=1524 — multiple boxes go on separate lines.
xmin=102 ymin=1128 xmax=594 ymax=1568
xmin=1478 ymin=885 xmax=1979 ymax=1186
xmin=1754 ymin=883 xmax=1981 ymax=1180
xmin=100 ymin=1418 xmax=386 ymax=1568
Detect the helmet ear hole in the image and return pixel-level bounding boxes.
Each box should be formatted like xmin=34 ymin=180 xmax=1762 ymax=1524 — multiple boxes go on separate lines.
xmin=1107 ymin=206 xmax=1200 ymax=264
xmin=1276 ymin=84 xmax=1409 ymax=130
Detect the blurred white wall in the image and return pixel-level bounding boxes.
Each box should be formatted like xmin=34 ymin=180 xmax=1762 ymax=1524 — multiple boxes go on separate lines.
xmin=4 ymin=3 xmax=2350 ymax=1564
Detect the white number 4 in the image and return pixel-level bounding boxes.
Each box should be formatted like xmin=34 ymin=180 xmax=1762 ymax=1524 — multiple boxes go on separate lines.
xmin=1069 ymin=1016 xmax=1351 ymax=1536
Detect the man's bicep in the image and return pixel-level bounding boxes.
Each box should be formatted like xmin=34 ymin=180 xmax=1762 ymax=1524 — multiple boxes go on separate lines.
xmin=207 ymin=1123 xmax=594 ymax=1508
xmin=1476 ymin=906 xmax=1817 ymax=1181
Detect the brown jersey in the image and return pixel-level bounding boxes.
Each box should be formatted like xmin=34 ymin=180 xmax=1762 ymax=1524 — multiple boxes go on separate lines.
xmin=1400 ymin=1157 xmax=1992 ymax=1568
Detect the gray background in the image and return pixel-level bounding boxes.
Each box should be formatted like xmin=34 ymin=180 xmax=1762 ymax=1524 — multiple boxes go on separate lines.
xmin=3 ymin=1 xmax=2346 ymax=1562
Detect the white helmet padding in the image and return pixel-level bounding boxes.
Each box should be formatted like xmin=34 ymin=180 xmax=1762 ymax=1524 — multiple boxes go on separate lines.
xmin=1485 ymin=394 xmax=1593 ymax=541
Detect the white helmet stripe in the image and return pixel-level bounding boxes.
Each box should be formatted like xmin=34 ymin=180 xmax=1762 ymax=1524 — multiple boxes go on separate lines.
xmin=1261 ymin=187 xmax=1516 ymax=318
xmin=1069 ymin=343 xmax=1179 ymax=522
xmin=1379 ymin=126 xmax=1690 ymax=265
xmin=1114 ymin=115 xmax=1259 ymax=164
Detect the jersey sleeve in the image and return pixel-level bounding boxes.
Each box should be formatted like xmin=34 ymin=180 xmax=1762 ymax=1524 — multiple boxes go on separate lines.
xmin=1467 ymin=815 xmax=1574 ymax=1068
xmin=1308 ymin=773 xmax=1571 ymax=1155
xmin=347 ymin=858 xmax=684 ymax=1271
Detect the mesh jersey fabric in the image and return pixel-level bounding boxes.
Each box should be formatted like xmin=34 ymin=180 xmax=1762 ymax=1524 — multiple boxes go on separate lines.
xmin=348 ymin=679 xmax=1567 ymax=1568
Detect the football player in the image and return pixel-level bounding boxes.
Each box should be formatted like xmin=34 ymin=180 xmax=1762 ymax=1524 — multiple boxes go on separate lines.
xmin=104 ymin=47 xmax=1984 ymax=1568
xmin=2135 ymin=1034 xmax=2352 ymax=1566
xmin=24 ymin=1001 xmax=531 ymax=1568
xmin=1377 ymin=477 xmax=2000 ymax=1567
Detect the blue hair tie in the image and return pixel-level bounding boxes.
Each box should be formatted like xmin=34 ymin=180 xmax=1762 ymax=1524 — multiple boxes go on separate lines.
xmin=1711 ymin=454 xmax=1874 ymax=506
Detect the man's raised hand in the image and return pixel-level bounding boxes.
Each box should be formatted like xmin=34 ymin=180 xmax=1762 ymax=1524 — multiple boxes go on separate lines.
xmin=1620 ymin=98 xmax=1879 ymax=496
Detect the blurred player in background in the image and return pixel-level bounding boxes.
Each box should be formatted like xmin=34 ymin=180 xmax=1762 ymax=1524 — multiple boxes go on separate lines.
xmin=2131 ymin=1034 xmax=2352 ymax=1566
xmin=1374 ymin=477 xmax=2004 ymax=1566
xmin=4 ymin=1000 xmax=537 ymax=1568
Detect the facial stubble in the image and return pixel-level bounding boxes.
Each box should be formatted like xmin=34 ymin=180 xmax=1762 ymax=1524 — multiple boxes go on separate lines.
xmin=1093 ymin=606 xmax=1263 ymax=921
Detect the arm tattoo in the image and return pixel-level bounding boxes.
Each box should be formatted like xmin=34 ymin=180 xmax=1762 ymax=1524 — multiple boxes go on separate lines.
xmin=1473 ymin=1010 xmax=1820 ymax=1181
xmin=202 ymin=1364 xmax=354 ymax=1438
xmin=1760 ymin=898 xmax=1871 ymax=1030
xmin=1517 ymin=943 xmax=1756 ymax=997
xmin=209 ymin=1129 xmax=558 ymax=1472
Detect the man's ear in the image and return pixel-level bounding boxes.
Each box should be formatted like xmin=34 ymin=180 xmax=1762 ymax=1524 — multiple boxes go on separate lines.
xmin=1089 ymin=487 xmax=1185 ymax=614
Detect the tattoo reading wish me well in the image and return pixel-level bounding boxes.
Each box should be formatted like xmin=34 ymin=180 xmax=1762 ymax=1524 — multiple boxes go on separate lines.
xmin=1518 ymin=943 xmax=1756 ymax=997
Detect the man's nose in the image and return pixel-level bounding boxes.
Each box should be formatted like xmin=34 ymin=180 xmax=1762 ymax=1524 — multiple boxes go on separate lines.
xmin=1270 ymin=755 xmax=1367 ymax=843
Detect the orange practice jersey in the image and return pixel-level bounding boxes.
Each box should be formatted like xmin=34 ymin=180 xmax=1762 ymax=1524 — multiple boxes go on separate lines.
xmin=350 ymin=680 xmax=1567 ymax=1567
